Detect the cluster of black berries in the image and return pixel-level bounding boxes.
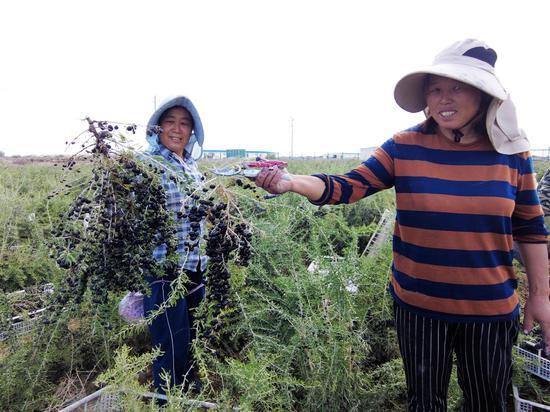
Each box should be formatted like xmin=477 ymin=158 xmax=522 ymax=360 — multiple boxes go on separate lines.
xmin=87 ymin=118 xmax=114 ymax=156
xmin=234 ymin=178 xmax=262 ymax=198
xmin=199 ymin=216 xmax=231 ymax=354
xmin=234 ymin=178 xmax=276 ymax=207
xmin=47 ymin=118 xmax=258 ymax=339
xmin=46 ymin=121 xmax=179 ymax=324
xmin=146 ymin=125 xmax=162 ymax=137
xmin=234 ymin=222 xmax=252 ymax=266
xmin=180 ymin=192 xmax=214 ymax=253
xmin=195 ymin=203 xmax=252 ymax=358
xmin=235 ymin=178 xmax=256 ymax=191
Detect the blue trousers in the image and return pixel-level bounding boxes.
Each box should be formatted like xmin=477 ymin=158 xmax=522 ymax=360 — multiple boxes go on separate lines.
xmin=144 ymin=272 xmax=205 ymax=393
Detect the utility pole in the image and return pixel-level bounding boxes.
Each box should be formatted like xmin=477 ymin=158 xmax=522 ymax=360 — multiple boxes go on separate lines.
xmin=290 ymin=116 xmax=294 ymax=158
xmin=154 ymin=96 xmax=157 ymax=111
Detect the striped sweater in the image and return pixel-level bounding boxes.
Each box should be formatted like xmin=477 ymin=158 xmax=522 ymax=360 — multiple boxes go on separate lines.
xmin=312 ymin=122 xmax=548 ymax=322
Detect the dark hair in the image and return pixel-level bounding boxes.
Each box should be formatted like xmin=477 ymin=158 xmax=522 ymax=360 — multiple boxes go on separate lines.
xmin=471 ymin=92 xmax=492 ymax=138
xmin=157 ymin=106 xmax=194 ymax=129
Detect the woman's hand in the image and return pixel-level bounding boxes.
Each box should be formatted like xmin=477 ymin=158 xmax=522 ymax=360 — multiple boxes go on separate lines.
xmin=255 ymin=167 xmax=293 ymax=195
xmin=523 ymin=295 xmax=550 ymax=354
xmin=517 ymin=242 xmax=550 ymax=354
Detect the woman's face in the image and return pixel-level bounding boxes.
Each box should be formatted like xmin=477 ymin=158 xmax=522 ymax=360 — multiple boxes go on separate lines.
xmin=425 ymin=75 xmax=482 ymax=133
xmin=158 ymin=107 xmax=193 ymax=157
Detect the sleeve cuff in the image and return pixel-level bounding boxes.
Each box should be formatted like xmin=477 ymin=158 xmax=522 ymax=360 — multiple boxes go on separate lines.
xmin=309 ymin=174 xmax=331 ymax=205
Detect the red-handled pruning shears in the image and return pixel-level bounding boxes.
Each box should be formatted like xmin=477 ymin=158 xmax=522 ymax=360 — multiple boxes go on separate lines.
xmin=243 ymin=160 xmax=288 ymax=169
xmin=211 ymin=159 xmax=289 ymax=179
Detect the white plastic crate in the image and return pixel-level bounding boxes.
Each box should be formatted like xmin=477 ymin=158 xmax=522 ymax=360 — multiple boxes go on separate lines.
xmin=515 ymin=345 xmax=550 ymax=382
xmin=7 ymin=282 xmax=54 ymax=298
xmin=2 ymin=283 xmax=53 ymax=342
xmin=360 ymin=208 xmax=395 ymax=258
xmin=59 ymin=387 xmax=219 ymax=411
xmin=513 ymin=385 xmax=550 ymax=412
xmin=59 ymin=387 xmax=121 ymax=412
xmin=0 ymin=308 xmax=47 ymax=342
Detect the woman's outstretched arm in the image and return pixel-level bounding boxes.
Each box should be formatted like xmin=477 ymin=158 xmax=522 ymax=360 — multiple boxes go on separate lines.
xmin=255 ymin=168 xmax=325 ymax=202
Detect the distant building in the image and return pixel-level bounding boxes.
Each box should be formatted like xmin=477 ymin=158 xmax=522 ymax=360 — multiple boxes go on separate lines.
xmin=226 ymin=149 xmax=246 ymax=158
xmin=325 ymin=152 xmax=360 ymax=160
xmin=360 ymin=147 xmax=376 ymax=160
xmin=245 ymin=150 xmax=278 ymax=159
xmin=203 ymin=149 xmax=226 ymax=159
xmin=203 ymin=149 xmax=278 ymax=159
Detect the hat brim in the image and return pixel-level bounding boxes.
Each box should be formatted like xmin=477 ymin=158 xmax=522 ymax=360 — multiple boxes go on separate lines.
xmin=394 ymin=64 xmax=508 ymax=113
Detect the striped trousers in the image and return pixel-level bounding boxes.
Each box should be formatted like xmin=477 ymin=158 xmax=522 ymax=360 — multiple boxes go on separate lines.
xmin=393 ymin=303 xmax=520 ymax=412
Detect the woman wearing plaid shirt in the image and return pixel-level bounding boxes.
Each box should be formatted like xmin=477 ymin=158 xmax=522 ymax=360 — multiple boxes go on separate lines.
xmin=143 ymin=96 xmax=207 ymax=396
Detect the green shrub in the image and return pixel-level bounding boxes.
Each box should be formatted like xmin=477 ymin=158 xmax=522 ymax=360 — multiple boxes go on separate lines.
xmin=2 ymin=157 xmax=549 ymax=410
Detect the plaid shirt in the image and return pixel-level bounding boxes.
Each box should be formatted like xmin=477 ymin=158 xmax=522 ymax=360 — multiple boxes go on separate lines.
xmin=146 ymin=145 xmax=207 ymax=273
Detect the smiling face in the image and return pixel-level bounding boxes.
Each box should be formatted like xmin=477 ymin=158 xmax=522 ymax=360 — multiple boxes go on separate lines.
xmin=158 ymin=106 xmax=193 ymax=157
xmin=425 ymin=75 xmax=482 ymax=137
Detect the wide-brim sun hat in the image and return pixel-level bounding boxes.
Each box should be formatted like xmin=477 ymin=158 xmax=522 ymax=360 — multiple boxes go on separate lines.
xmin=394 ymin=39 xmax=529 ymax=154
xmin=394 ymin=39 xmax=507 ymax=113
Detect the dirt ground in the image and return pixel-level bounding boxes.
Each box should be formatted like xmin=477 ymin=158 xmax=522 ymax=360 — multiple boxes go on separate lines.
xmin=0 ymin=155 xmax=75 ymax=166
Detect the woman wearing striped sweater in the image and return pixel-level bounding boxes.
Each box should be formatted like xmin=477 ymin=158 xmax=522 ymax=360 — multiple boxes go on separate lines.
xmin=256 ymin=39 xmax=549 ymax=411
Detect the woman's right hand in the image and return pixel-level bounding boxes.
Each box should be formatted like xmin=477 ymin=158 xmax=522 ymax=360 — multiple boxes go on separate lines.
xmin=255 ymin=166 xmax=293 ymax=194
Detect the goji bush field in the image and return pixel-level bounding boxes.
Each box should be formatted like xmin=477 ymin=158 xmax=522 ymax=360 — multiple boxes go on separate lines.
xmin=0 ymin=126 xmax=549 ymax=411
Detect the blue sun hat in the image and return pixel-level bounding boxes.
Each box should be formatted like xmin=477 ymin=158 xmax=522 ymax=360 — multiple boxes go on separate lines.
xmin=145 ymin=95 xmax=204 ymax=159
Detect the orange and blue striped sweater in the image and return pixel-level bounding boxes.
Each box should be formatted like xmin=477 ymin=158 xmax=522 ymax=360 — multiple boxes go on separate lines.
xmin=312 ymin=123 xmax=548 ymax=322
